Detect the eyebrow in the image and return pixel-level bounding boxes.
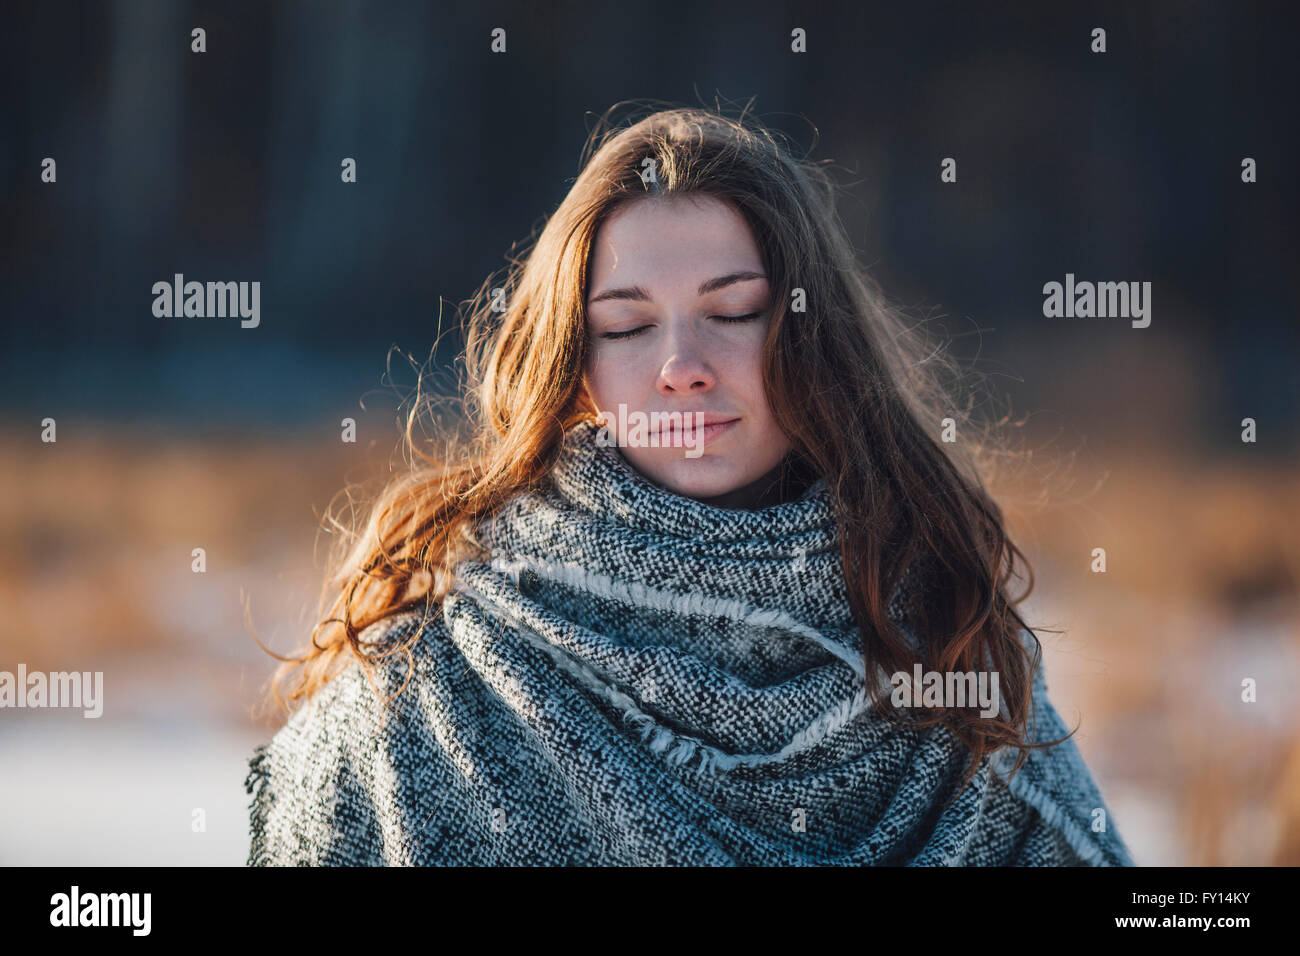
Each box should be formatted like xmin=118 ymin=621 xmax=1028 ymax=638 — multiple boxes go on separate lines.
xmin=587 ymin=270 xmax=768 ymax=306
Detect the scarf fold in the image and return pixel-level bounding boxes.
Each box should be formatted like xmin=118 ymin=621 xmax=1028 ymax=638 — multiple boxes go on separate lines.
xmin=246 ymin=420 xmax=1135 ymax=866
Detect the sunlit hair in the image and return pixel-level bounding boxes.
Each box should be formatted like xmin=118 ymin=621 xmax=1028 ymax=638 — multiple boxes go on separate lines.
xmin=254 ymin=99 xmax=1070 ymax=790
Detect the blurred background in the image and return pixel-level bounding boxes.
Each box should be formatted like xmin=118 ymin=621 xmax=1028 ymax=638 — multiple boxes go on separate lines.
xmin=1 ymin=0 xmax=1297 ymax=865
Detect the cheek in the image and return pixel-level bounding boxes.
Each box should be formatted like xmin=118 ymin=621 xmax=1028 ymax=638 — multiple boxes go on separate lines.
xmin=585 ymin=340 xmax=662 ymax=391
xmin=728 ymin=358 xmax=764 ymax=399
xmin=728 ymin=317 xmax=769 ymax=364
xmin=726 ymin=335 xmax=769 ymax=401
xmin=582 ymin=351 xmax=615 ymax=398
xmin=582 ymin=350 xmax=639 ymax=408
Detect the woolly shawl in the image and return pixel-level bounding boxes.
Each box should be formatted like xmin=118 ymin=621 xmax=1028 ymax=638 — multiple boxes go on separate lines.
xmin=245 ymin=420 xmax=1135 ymax=866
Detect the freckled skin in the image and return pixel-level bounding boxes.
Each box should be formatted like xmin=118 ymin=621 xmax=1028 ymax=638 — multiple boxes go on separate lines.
xmin=581 ymin=194 xmax=795 ymax=510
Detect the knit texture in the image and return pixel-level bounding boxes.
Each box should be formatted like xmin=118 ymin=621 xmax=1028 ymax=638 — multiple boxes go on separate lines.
xmin=245 ymin=419 xmax=1136 ymax=866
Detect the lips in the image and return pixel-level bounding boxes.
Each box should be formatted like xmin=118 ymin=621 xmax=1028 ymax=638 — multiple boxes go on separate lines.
xmin=656 ymin=415 xmax=740 ymax=444
xmin=656 ymin=413 xmax=736 ymax=432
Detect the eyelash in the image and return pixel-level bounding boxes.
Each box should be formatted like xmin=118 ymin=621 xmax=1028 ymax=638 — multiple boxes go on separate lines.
xmin=598 ymin=312 xmax=763 ymax=341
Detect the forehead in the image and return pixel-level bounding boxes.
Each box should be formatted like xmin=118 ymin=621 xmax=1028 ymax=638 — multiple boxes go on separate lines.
xmin=587 ymin=195 xmax=764 ymax=292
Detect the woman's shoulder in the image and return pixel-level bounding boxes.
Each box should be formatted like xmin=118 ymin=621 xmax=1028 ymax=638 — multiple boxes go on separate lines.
xmin=244 ymin=608 xmax=449 ymax=865
xmin=974 ymin=629 xmax=1137 ymax=866
xmin=297 ymin=609 xmax=444 ymax=717
xmin=356 ymin=606 xmax=443 ymax=653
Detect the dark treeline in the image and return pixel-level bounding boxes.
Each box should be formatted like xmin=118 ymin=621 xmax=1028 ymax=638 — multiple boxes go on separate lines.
xmin=1 ymin=0 xmax=1295 ymax=443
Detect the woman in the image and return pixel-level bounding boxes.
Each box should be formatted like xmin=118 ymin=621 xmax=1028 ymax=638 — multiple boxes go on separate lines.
xmin=245 ymin=103 xmax=1135 ymax=866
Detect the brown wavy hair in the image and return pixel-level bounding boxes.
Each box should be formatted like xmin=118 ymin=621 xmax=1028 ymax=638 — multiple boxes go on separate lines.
xmin=254 ymin=98 xmax=1072 ymax=790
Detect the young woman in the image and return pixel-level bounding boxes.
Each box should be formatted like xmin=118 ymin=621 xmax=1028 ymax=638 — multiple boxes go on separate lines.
xmin=245 ymin=104 xmax=1135 ymax=866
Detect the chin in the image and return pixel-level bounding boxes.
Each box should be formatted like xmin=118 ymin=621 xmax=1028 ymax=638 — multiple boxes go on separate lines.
xmin=635 ymin=452 xmax=748 ymax=499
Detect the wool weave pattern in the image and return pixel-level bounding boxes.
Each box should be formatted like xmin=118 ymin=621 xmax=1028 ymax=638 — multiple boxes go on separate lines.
xmin=245 ymin=420 xmax=1135 ymax=866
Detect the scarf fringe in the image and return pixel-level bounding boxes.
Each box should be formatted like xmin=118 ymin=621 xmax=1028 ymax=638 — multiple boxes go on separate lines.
xmin=244 ymin=742 xmax=276 ymax=867
xmin=450 ymin=570 xmax=875 ymax=777
xmin=1002 ymin=761 xmax=1122 ymax=865
xmin=488 ymin=555 xmax=867 ymax=681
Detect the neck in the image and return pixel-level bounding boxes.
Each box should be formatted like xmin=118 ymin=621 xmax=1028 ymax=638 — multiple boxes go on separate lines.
xmin=692 ymin=458 xmax=814 ymax=511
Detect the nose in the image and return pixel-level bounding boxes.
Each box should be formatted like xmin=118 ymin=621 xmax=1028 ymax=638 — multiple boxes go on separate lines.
xmin=657 ymin=323 xmax=715 ymax=394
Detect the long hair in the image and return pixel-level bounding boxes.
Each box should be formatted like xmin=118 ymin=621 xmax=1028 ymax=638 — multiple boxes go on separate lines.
xmin=254 ymin=100 xmax=1069 ymax=790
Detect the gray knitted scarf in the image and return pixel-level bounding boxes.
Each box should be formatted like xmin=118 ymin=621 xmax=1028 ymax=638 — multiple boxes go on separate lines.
xmin=245 ymin=419 xmax=1135 ymax=866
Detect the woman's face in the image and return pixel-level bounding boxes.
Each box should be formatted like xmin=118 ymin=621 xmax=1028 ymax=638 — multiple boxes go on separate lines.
xmin=581 ymin=193 xmax=795 ymax=509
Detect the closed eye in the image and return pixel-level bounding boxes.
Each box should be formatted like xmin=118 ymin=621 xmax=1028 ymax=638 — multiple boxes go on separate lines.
xmin=598 ymin=312 xmax=764 ymax=341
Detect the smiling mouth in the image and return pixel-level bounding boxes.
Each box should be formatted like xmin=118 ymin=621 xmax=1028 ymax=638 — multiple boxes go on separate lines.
xmin=657 ymin=417 xmax=740 ymax=445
